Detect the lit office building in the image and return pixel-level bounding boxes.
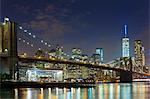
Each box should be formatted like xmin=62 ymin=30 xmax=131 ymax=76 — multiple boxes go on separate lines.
xmin=56 ymin=45 xmax=64 ymax=57
xmin=142 ymin=47 xmax=145 ymax=66
xmin=122 ymin=25 xmax=130 ymax=57
xmin=48 ymin=49 xmax=56 ymax=58
xmin=90 ymin=54 xmax=100 ymax=64
xmin=48 ymin=46 xmax=64 ymax=59
xmin=96 ymin=48 xmax=104 ymax=63
xmin=0 ymin=23 xmax=2 ymax=53
xmin=71 ymin=48 xmax=82 ymax=61
xmin=81 ymin=54 xmax=88 ymax=62
xmin=134 ymin=40 xmax=145 ymax=66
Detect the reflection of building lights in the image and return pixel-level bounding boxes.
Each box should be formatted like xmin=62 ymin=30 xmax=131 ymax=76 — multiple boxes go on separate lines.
xmin=56 ymin=87 xmax=59 ymax=98
xmin=77 ymin=88 xmax=80 ymax=99
xmin=14 ymin=89 xmax=18 ymax=99
xmin=48 ymin=88 xmax=51 ymax=99
xmin=71 ymin=88 xmax=75 ymax=94
xmin=40 ymin=88 xmax=44 ymax=94
xmin=115 ymin=83 xmax=120 ymax=99
xmin=99 ymin=85 xmax=104 ymax=99
xmin=88 ymin=88 xmax=93 ymax=99
xmin=110 ymin=84 xmax=114 ymax=99
xmin=27 ymin=88 xmax=32 ymax=99
xmin=83 ymin=89 xmax=88 ymax=99
xmin=64 ymin=88 xmax=67 ymax=99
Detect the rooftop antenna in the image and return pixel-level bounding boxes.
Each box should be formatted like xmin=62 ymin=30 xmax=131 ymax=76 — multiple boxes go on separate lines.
xmin=124 ymin=25 xmax=127 ymax=37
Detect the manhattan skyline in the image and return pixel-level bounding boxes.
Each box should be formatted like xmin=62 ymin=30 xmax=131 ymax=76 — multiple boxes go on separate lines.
xmin=1 ymin=0 xmax=149 ymax=65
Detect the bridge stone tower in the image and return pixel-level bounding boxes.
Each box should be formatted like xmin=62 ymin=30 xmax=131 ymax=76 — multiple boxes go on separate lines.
xmin=119 ymin=57 xmax=133 ymax=82
xmin=0 ymin=18 xmax=18 ymax=79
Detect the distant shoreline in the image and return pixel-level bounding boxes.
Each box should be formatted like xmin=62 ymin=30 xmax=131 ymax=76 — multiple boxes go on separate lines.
xmin=1 ymin=81 xmax=149 ymax=89
xmin=0 ymin=81 xmax=96 ymax=88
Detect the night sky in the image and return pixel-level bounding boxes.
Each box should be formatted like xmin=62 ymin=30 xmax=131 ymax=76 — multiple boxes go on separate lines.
xmin=1 ymin=0 xmax=149 ymax=65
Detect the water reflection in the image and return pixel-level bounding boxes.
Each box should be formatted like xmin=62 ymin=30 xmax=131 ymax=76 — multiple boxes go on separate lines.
xmin=1 ymin=82 xmax=150 ymax=99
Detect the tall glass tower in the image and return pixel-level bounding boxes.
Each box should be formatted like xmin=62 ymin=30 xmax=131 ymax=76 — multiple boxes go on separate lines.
xmin=96 ymin=48 xmax=104 ymax=63
xmin=134 ymin=40 xmax=145 ymax=66
xmin=122 ymin=25 xmax=129 ymax=57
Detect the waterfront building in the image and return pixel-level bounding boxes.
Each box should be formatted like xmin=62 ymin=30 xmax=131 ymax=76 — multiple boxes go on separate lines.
xmin=96 ymin=48 xmax=104 ymax=63
xmin=134 ymin=40 xmax=145 ymax=66
xmin=122 ymin=25 xmax=130 ymax=57
xmin=26 ymin=68 xmax=63 ymax=82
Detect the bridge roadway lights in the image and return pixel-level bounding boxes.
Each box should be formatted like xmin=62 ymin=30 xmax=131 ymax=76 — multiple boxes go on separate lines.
xmin=120 ymin=71 xmax=132 ymax=83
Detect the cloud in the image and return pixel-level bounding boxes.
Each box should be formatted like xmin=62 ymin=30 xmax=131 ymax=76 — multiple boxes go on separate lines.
xmin=22 ymin=4 xmax=73 ymax=38
xmin=11 ymin=4 xmax=31 ymax=15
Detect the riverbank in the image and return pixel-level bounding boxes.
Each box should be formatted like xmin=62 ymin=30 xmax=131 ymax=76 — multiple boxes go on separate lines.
xmin=0 ymin=81 xmax=96 ymax=88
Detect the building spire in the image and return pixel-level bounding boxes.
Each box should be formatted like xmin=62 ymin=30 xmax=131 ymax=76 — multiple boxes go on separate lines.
xmin=124 ymin=25 xmax=127 ymax=37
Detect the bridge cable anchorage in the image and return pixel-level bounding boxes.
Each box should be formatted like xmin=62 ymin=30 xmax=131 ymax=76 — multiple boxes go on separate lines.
xmin=18 ymin=25 xmax=52 ymax=48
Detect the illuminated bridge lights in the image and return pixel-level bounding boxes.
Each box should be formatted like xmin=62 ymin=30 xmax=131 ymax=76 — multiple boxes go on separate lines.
xmin=32 ymin=35 xmax=36 ymax=38
xmin=28 ymin=33 xmax=32 ymax=35
xmin=18 ymin=25 xmax=52 ymax=48
xmin=24 ymin=30 xmax=27 ymax=32
xmin=18 ymin=37 xmax=34 ymax=47
xmin=41 ymin=40 xmax=44 ymax=43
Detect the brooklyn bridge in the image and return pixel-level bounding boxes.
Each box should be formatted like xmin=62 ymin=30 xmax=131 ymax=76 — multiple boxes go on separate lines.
xmin=0 ymin=18 xmax=149 ymax=83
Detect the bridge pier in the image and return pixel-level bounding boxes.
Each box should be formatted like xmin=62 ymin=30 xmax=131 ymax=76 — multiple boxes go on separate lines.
xmin=120 ymin=71 xmax=132 ymax=83
xmin=0 ymin=18 xmax=18 ymax=80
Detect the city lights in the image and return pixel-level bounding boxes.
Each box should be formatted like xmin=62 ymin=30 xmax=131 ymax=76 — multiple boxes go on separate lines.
xmin=0 ymin=0 xmax=149 ymax=99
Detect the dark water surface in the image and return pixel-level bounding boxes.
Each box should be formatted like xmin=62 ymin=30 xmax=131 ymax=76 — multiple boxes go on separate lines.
xmin=1 ymin=82 xmax=150 ymax=99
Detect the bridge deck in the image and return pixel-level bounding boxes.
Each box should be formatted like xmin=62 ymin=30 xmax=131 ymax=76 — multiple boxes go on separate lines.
xmin=18 ymin=57 xmax=150 ymax=76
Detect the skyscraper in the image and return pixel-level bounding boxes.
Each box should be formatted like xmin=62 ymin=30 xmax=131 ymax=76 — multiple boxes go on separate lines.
xmin=96 ymin=48 xmax=104 ymax=63
xmin=0 ymin=23 xmax=3 ymax=53
xmin=134 ymin=40 xmax=145 ymax=66
xmin=122 ymin=25 xmax=130 ymax=57
xmin=71 ymin=48 xmax=82 ymax=61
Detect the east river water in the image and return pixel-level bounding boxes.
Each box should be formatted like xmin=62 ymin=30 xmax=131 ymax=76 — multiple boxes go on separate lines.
xmin=0 ymin=82 xmax=150 ymax=99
